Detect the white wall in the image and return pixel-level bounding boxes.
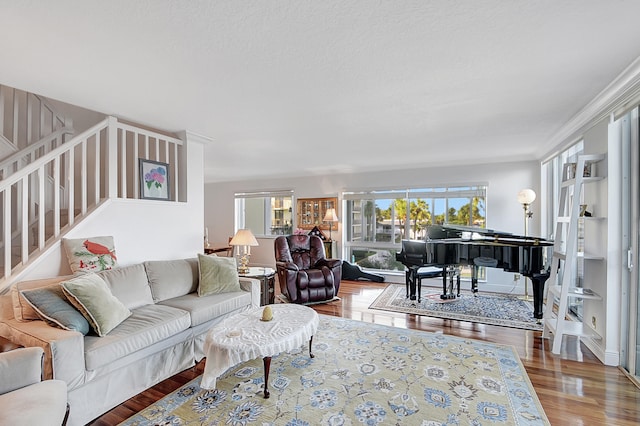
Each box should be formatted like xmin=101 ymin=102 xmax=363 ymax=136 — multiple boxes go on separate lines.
xmin=205 ymin=159 xmax=541 ymax=293
xmin=15 ymin=134 xmax=205 ymax=281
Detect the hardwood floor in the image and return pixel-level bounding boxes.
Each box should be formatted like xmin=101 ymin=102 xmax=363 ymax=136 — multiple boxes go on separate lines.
xmin=91 ymin=281 xmax=639 ymax=426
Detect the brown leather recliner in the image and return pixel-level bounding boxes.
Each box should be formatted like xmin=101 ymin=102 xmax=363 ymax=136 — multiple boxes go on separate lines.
xmin=274 ymin=235 xmax=342 ymax=304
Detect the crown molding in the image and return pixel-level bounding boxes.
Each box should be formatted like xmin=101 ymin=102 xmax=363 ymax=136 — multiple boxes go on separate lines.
xmin=179 ymin=130 xmax=213 ymax=146
xmin=540 ymin=56 xmax=640 ymax=161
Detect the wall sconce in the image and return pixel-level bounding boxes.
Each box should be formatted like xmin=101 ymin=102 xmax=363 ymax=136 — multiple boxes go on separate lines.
xmin=323 ymin=208 xmax=339 ymax=241
xmin=229 ymin=229 xmax=259 ymax=274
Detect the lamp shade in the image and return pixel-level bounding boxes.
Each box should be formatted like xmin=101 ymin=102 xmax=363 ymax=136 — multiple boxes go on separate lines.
xmin=323 ymin=208 xmax=339 ymax=222
xmin=517 ymin=189 xmax=536 ymax=205
xmin=229 ymin=229 xmax=259 ymax=246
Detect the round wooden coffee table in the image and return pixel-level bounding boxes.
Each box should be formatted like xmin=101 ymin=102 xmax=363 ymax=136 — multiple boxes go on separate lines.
xmin=201 ymin=304 xmax=319 ymax=398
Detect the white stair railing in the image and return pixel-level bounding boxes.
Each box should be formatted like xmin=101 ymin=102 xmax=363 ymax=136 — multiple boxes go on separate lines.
xmin=0 ymin=126 xmax=74 ymax=180
xmin=0 ymin=116 xmax=183 ymax=288
xmin=0 ymin=85 xmax=71 ymax=153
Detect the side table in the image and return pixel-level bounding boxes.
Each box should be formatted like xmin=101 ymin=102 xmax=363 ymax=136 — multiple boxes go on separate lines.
xmin=239 ymin=267 xmax=276 ymax=306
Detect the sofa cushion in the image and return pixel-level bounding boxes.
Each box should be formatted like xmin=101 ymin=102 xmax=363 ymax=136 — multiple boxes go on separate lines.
xmin=197 ymin=253 xmax=241 ymax=296
xmin=98 ymin=264 xmax=154 ymax=310
xmin=62 ymin=236 xmax=118 ymax=273
xmin=61 ymin=274 xmax=131 ymax=337
xmin=83 ymin=304 xmax=191 ymax=370
xmin=144 ymin=258 xmax=198 ymax=302
xmin=159 ymin=291 xmax=252 ymax=327
xmin=11 ymin=276 xmax=74 ymax=322
xmin=20 ymin=286 xmax=90 ymax=335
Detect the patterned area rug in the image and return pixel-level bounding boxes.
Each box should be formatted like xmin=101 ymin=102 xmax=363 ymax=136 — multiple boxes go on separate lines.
xmin=370 ymin=284 xmax=543 ymax=331
xmin=120 ymin=315 xmax=549 ymax=425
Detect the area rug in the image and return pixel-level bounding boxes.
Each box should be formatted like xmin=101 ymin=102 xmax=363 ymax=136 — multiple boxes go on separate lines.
xmin=369 ymin=284 xmax=543 ymax=331
xmin=120 ymin=315 xmax=549 ymax=425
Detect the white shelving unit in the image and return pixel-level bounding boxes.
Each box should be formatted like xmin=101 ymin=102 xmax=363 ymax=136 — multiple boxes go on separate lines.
xmin=543 ymin=154 xmax=605 ymax=354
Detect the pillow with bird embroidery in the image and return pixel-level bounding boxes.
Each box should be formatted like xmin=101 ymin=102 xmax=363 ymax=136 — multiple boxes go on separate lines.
xmin=62 ymin=236 xmax=118 ymax=274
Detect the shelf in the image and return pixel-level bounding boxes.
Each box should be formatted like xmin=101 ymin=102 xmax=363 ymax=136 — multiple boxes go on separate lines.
xmin=561 ymin=176 xmax=605 ymax=187
xmin=543 ymin=153 xmax=607 ymax=356
xmin=577 ymin=252 xmax=605 ymax=261
xmin=544 ymin=318 xmax=602 ymax=340
xmin=548 ymin=285 xmax=602 ymax=300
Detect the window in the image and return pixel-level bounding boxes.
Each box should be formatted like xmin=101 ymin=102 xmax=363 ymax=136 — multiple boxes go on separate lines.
xmin=343 ymin=185 xmax=487 ymax=273
xmin=234 ymin=191 xmax=293 ymax=237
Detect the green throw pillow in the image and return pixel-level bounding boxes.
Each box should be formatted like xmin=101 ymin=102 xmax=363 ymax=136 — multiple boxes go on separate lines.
xmin=20 ymin=286 xmax=90 ymax=335
xmin=197 ymin=253 xmax=241 ymax=296
xmin=61 ymin=274 xmax=131 ymax=337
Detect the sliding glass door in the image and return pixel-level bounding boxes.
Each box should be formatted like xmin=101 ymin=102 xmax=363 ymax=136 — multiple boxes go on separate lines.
xmin=620 ymin=107 xmax=639 ymax=386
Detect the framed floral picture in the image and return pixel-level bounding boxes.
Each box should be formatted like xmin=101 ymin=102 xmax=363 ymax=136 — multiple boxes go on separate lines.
xmin=139 ymin=159 xmax=170 ymax=200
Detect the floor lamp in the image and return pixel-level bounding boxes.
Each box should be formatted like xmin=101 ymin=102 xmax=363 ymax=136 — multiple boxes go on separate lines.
xmin=517 ymin=188 xmax=536 ymax=301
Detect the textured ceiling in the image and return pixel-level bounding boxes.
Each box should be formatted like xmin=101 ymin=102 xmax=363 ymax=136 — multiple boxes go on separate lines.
xmin=2 ymin=1 xmax=640 ymax=182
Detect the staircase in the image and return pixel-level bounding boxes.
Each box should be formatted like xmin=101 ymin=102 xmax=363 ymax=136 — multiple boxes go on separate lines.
xmin=0 ymin=85 xmax=186 ymax=292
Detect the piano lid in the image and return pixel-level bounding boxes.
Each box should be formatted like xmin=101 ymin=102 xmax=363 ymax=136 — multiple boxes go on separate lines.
xmin=428 ymin=224 xmax=512 ymax=240
xmin=427 ymin=224 xmax=552 ymax=244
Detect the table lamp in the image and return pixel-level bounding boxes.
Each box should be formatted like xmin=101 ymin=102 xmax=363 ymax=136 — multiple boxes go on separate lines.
xmin=323 ymin=208 xmax=339 ymax=241
xmin=230 ymin=229 xmax=259 ymax=274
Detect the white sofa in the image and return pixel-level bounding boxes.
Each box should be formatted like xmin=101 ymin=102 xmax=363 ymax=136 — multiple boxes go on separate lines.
xmin=0 ymin=258 xmax=260 ymax=426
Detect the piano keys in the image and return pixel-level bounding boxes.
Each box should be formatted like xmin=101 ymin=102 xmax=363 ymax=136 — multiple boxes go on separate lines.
xmin=395 ymin=225 xmax=553 ymax=319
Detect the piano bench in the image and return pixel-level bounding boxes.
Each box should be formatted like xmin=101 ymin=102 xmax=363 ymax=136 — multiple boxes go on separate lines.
xmin=407 ymin=267 xmax=443 ymax=301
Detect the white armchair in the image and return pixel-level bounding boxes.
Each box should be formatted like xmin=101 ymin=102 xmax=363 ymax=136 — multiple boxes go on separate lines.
xmin=0 ymin=346 xmax=69 ymax=426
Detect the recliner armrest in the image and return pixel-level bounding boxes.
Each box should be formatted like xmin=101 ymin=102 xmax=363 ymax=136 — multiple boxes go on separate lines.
xmin=0 ymin=347 xmax=43 ymax=394
xmin=314 ymin=258 xmax=341 ymax=269
xmin=276 ymin=261 xmax=299 ymax=271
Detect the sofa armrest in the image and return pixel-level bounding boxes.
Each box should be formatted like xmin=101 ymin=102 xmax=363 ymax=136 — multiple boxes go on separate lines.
xmin=239 ymin=277 xmax=261 ymax=308
xmin=0 ymin=319 xmax=85 ymax=388
xmin=0 ymin=347 xmax=44 ymax=394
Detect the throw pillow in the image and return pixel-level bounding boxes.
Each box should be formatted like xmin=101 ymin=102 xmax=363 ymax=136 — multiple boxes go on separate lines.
xmin=144 ymin=258 xmax=199 ymax=302
xmin=98 ymin=264 xmax=154 ymax=310
xmin=62 ymin=236 xmax=118 ymax=274
xmin=197 ymin=253 xmax=241 ymax=296
xmin=10 ymin=276 xmax=73 ymax=322
xmin=61 ymin=274 xmax=131 ymax=337
xmin=20 ymin=286 xmax=90 ymax=335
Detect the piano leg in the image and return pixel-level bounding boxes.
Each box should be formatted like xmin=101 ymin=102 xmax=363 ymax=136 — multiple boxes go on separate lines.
xmin=405 ymin=269 xmax=410 ymax=298
xmin=440 ymin=266 xmax=457 ymax=300
xmin=471 ymin=265 xmax=479 ymax=295
xmin=407 ymin=268 xmax=418 ymax=301
xmin=530 ymin=272 xmax=550 ymax=320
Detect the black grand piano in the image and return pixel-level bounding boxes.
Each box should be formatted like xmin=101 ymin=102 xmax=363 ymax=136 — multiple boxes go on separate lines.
xmin=395 ymin=225 xmax=553 ymax=319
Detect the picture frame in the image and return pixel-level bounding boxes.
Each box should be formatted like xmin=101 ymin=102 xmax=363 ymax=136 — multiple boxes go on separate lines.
xmin=139 ymin=159 xmax=170 ymax=200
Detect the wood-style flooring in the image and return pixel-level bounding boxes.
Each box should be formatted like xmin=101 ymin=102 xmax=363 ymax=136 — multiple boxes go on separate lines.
xmin=91 ymin=281 xmax=640 ymax=426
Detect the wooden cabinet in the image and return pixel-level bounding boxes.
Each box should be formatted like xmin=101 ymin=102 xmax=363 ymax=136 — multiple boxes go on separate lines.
xmin=296 ymin=197 xmax=337 ymax=231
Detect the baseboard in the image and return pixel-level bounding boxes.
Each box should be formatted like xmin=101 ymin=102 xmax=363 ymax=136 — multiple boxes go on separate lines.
xmin=583 ymin=337 xmax=620 ymax=366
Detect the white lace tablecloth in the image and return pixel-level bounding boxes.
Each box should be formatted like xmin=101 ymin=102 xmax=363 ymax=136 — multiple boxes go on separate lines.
xmin=201 ymin=304 xmax=319 ymax=389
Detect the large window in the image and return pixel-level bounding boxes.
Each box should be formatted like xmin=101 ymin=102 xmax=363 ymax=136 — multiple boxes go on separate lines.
xmin=234 ymin=191 xmax=293 ymax=237
xmin=343 ymin=186 xmax=487 ymax=273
